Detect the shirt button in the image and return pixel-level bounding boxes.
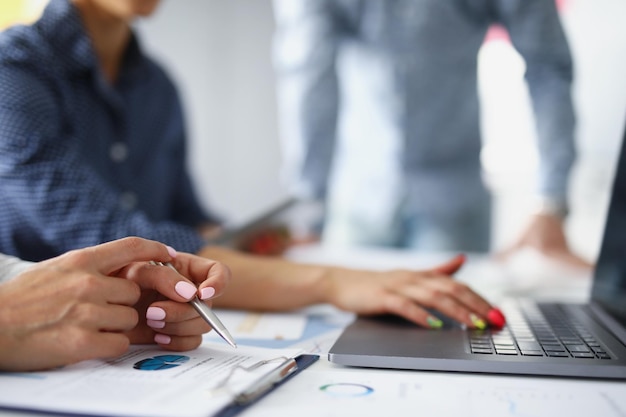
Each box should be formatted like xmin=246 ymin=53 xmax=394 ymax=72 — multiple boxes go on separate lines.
xmin=110 ymin=142 xmax=128 ymax=163
xmin=119 ymin=191 xmax=138 ymax=210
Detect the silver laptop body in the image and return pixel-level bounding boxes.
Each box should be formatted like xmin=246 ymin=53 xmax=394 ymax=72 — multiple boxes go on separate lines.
xmin=328 ymin=126 xmax=626 ymax=380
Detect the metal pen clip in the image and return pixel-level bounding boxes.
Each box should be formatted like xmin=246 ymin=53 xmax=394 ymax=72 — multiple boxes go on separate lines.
xmin=150 ymin=261 xmax=237 ymax=348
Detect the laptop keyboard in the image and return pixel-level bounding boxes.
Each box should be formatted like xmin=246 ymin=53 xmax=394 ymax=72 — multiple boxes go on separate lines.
xmin=468 ymin=303 xmax=612 ymax=359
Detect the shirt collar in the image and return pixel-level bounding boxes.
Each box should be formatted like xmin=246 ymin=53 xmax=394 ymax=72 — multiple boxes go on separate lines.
xmin=35 ymin=0 xmax=96 ymax=76
xmin=35 ymin=0 xmax=148 ymax=83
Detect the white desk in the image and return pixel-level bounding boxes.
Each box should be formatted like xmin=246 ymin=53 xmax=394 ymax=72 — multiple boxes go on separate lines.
xmin=1 ymin=245 xmax=624 ymax=417
xmin=236 ymin=244 xmax=625 ymax=417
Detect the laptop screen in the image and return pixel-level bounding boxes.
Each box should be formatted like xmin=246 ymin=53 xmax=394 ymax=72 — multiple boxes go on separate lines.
xmin=591 ymin=123 xmax=626 ymax=324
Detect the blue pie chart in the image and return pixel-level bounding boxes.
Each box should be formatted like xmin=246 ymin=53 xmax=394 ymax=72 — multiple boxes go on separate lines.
xmin=133 ymin=355 xmax=190 ymax=371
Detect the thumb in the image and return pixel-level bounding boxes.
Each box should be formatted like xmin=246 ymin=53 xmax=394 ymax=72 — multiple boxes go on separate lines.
xmin=432 ymin=253 xmax=466 ymax=275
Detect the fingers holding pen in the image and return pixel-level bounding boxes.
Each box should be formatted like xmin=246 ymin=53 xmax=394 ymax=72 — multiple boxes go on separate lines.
xmin=64 ymin=236 xmax=177 ymax=275
xmin=119 ymin=252 xmax=232 ymax=347
xmin=121 ymin=253 xmax=230 ymax=303
xmin=145 ymin=302 xmax=213 ymax=335
xmin=168 ymin=252 xmax=231 ymax=299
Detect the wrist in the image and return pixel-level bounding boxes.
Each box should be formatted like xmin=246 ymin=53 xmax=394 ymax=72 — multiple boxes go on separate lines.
xmin=313 ymin=265 xmax=337 ymax=305
xmin=532 ymin=196 xmax=569 ymax=219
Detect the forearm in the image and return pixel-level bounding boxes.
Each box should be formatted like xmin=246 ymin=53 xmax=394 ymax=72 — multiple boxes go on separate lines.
xmin=502 ymin=0 xmax=576 ymax=200
xmin=198 ymin=245 xmax=335 ymax=311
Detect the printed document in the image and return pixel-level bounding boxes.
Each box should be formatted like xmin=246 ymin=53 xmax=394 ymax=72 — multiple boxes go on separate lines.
xmin=0 ymin=343 xmax=301 ymax=417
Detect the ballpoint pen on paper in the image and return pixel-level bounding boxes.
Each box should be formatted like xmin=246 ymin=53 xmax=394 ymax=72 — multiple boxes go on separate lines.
xmin=150 ymin=261 xmax=237 ymax=348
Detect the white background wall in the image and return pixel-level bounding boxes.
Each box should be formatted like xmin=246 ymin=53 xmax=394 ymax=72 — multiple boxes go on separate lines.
xmin=137 ymin=0 xmax=626 ymax=261
xmin=137 ymin=0 xmax=287 ymax=225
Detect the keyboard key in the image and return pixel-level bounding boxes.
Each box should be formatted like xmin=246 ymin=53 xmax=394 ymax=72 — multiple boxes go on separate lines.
xmin=566 ymin=345 xmax=591 ymax=353
xmin=518 ymin=342 xmax=542 ymax=351
xmin=520 ymin=350 xmax=544 ymax=356
xmin=547 ymin=351 xmax=570 ymax=357
xmin=572 ymin=352 xmax=595 ymax=359
xmin=495 ymin=349 xmax=518 ymax=355
xmin=493 ymin=343 xmax=515 ymax=349
xmin=471 ymin=348 xmax=494 ymax=354
xmin=543 ymin=345 xmax=567 ymax=352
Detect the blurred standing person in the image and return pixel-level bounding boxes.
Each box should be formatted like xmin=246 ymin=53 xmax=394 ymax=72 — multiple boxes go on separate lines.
xmin=272 ymin=0 xmax=591 ymax=268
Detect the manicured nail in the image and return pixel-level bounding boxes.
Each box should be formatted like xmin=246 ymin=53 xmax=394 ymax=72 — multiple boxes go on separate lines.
xmin=146 ymin=307 xmax=166 ymax=321
xmin=487 ymin=308 xmax=506 ymax=328
xmin=154 ymin=334 xmax=171 ymax=345
xmin=147 ymin=320 xmax=165 ymax=329
xmin=166 ymin=245 xmax=177 ymax=258
xmin=200 ymin=287 xmax=216 ymax=300
xmin=426 ymin=316 xmax=443 ymax=329
xmin=470 ymin=314 xmax=487 ymax=330
xmin=175 ymin=281 xmax=197 ymax=300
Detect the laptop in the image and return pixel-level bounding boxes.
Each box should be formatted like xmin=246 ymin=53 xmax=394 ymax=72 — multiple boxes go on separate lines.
xmin=328 ymin=127 xmax=626 ymax=380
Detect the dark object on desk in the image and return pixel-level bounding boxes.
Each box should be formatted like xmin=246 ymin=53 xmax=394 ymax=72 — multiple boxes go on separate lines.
xmin=328 ymin=122 xmax=626 ymax=380
xmin=215 ymin=198 xmax=319 ymax=255
xmin=216 ymin=354 xmax=319 ymax=417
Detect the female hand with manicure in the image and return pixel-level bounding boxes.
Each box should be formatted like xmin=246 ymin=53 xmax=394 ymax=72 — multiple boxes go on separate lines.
xmin=118 ymin=252 xmax=230 ymax=351
xmin=211 ymin=249 xmax=504 ymax=331
xmin=0 ymin=237 xmax=230 ymax=371
xmin=321 ymin=254 xmax=505 ymax=330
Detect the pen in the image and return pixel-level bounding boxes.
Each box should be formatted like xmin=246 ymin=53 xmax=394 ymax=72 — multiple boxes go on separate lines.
xmin=150 ymin=261 xmax=237 ymax=348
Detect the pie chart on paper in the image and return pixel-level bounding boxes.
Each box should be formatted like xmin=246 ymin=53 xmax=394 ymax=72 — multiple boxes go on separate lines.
xmin=133 ymin=354 xmax=190 ymax=371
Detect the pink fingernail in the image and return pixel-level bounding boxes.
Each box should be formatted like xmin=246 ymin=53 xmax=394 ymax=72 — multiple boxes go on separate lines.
xmin=175 ymin=281 xmax=197 ymax=300
xmin=154 ymin=334 xmax=171 ymax=345
xmin=146 ymin=307 xmax=166 ymax=321
xmin=200 ymin=287 xmax=216 ymax=300
xmin=166 ymin=245 xmax=177 ymax=258
xmin=147 ymin=320 xmax=165 ymax=329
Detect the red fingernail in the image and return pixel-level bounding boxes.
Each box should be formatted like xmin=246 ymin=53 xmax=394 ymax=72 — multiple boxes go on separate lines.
xmin=487 ymin=308 xmax=506 ymax=328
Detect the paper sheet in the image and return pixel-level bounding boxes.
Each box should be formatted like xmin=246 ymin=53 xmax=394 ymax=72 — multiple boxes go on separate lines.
xmin=241 ymin=366 xmax=626 ymax=417
xmin=203 ymin=310 xmax=307 ymax=341
xmin=0 ymin=344 xmax=301 ymax=417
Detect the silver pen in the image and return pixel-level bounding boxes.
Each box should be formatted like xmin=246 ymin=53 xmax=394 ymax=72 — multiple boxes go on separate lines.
xmin=150 ymin=261 xmax=237 ymax=348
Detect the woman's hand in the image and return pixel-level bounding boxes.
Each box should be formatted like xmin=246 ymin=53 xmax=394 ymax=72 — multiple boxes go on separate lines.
xmin=496 ymin=213 xmax=593 ymax=270
xmin=324 ymin=254 xmax=503 ymax=329
xmin=117 ymin=252 xmax=231 ymax=351
xmin=0 ymin=237 xmax=231 ymax=371
xmin=0 ymin=237 xmax=176 ymax=371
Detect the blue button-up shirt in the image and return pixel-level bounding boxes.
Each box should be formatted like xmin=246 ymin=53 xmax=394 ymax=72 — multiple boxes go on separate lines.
xmin=0 ymin=0 xmax=212 ymax=261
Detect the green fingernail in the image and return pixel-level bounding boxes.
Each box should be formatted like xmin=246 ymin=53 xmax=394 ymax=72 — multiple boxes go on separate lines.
xmin=427 ymin=316 xmax=443 ymax=329
xmin=470 ymin=314 xmax=487 ymax=330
